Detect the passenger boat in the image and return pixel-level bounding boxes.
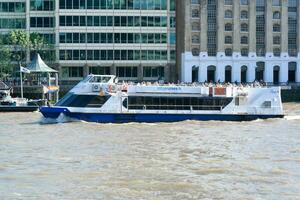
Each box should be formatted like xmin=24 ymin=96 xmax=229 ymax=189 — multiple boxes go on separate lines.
xmin=40 ymin=75 xmax=284 ymax=123
xmin=0 ymin=81 xmax=40 ymax=112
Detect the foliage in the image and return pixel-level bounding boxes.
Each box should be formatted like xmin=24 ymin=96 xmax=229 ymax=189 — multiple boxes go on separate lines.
xmin=0 ymin=30 xmax=55 ymax=78
xmin=0 ymin=37 xmax=12 ymax=79
xmin=30 ymin=32 xmax=46 ymax=53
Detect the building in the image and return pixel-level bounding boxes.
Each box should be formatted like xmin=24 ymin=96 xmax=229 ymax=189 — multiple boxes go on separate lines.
xmin=0 ymin=0 xmax=176 ymax=85
xmin=177 ymin=0 xmax=300 ymax=84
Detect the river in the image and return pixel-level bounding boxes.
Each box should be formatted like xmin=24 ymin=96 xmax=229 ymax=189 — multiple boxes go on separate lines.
xmin=0 ymin=103 xmax=300 ymax=199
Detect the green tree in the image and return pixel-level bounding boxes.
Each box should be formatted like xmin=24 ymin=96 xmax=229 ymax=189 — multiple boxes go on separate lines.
xmin=0 ymin=37 xmax=12 ymax=79
xmin=30 ymin=32 xmax=46 ymax=53
xmin=8 ymin=30 xmax=30 ymax=64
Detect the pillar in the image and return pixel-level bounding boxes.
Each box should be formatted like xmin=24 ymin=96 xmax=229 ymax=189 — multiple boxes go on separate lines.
xmin=296 ymin=61 xmax=300 ymax=82
xmin=110 ymin=64 xmax=116 ymax=76
xmin=249 ymin=0 xmax=256 ymax=54
xmin=232 ymin=63 xmax=241 ymax=83
xmin=217 ymin=0 xmax=225 ymax=53
xmin=280 ymin=61 xmax=289 ymax=83
xmin=216 ymin=64 xmax=225 ymax=82
xmin=265 ymin=0 xmax=273 ymax=54
xmin=55 ymin=0 xmax=60 ymax=64
xmin=233 ymin=0 xmax=241 ymax=54
xmin=297 ymin=0 xmax=300 ymax=57
xmin=200 ymin=0 xmax=207 ymax=53
xmin=248 ymin=62 xmax=256 ymax=82
xmin=281 ymin=0 xmax=288 ymax=53
xmin=137 ymin=64 xmax=143 ymax=81
xmin=199 ymin=64 xmax=207 ymax=82
xmin=265 ymin=62 xmax=273 ymax=83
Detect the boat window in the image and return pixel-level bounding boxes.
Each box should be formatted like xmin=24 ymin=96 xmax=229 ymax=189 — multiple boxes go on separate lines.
xmin=56 ymin=94 xmax=110 ymax=108
xmin=89 ymin=76 xmax=111 ymax=83
xmin=122 ymin=98 xmax=128 ymax=108
xmin=128 ymin=96 xmax=233 ymax=111
xmin=262 ymin=101 xmax=271 ymax=108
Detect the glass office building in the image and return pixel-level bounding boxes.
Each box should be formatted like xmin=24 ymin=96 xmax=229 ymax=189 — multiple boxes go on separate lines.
xmin=0 ymin=0 xmax=176 ymax=85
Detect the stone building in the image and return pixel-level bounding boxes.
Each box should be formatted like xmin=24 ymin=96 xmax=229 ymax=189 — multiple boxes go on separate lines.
xmin=0 ymin=0 xmax=176 ymax=85
xmin=177 ymin=0 xmax=300 ymax=84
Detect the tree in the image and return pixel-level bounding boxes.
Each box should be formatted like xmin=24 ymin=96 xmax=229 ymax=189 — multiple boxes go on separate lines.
xmin=8 ymin=30 xmax=30 ymax=64
xmin=0 ymin=37 xmax=12 ymax=79
xmin=30 ymin=32 xmax=46 ymax=53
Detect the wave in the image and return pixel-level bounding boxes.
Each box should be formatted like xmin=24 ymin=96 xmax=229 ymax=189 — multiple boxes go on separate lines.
xmin=40 ymin=113 xmax=80 ymax=124
xmin=284 ymin=115 xmax=300 ymax=121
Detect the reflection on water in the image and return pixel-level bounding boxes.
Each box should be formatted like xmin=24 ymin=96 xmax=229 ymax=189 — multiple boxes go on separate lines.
xmin=0 ymin=103 xmax=300 ymax=199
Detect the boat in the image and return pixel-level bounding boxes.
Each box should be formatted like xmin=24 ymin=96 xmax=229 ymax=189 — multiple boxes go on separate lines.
xmin=39 ymin=75 xmax=284 ymax=123
xmin=0 ymin=81 xmax=40 ymax=112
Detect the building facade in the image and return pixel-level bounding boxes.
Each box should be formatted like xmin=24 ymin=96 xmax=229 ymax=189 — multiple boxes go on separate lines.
xmin=177 ymin=0 xmax=300 ymax=84
xmin=0 ymin=0 xmax=176 ymax=85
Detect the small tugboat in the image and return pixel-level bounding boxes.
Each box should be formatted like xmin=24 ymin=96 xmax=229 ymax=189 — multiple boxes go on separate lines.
xmin=40 ymin=75 xmax=284 ymax=123
xmin=0 ymin=81 xmax=39 ymax=112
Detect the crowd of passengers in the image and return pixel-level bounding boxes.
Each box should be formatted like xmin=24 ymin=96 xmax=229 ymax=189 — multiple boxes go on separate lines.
xmin=120 ymin=80 xmax=268 ymax=88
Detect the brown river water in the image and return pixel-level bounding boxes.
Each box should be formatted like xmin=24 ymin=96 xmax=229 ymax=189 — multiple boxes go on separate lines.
xmin=0 ymin=103 xmax=300 ymax=199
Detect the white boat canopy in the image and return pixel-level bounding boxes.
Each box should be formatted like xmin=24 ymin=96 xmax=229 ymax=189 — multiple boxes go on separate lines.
xmin=26 ymin=53 xmax=57 ymax=73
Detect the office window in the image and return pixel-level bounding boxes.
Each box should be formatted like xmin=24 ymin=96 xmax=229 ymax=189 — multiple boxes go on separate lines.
xmin=116 ymin=67 xmax=138 ymax=78
xmin=30 ymin=0 xmax=54 ymax=11
xmin=273 ymin=11 xmax=281 ymax=19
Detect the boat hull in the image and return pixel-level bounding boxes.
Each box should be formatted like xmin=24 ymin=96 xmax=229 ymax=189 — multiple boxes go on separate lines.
xmin=40 ymin=107 xmax=284 ymax=123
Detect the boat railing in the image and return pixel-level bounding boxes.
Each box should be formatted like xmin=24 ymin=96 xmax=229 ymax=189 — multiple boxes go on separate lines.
xmin=127 ymin=104 xmax=223 ymax=111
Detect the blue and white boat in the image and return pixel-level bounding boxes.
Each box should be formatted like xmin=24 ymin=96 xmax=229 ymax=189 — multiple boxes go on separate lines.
xmin=40 ymin=75 xmax=284 ymax=123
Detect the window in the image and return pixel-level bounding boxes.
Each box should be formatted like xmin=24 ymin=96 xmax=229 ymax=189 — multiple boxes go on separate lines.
xmin=30 ymin=0 xmax=54 ymax=11
xmin=224 ymin=0 xmax=233 ymax=5
xmin=192 ymin=22 xmax=200 ymax=31
xmin=207 ymin=0 xmax=217 ymax=56
xmin=191 ymin=0 xmax=200 ymax=4
xmin=62 ymin=66 xmax=83 ymax=78
xmin=0 ymin=2 xmax=25 ymax=12
xmin=273 ymin=24 xmax=280 ymax=32
xmin=225 ymin=23 xmax=233 ymax=31
xmin=272 ymin=0 xmax=281 ymax=6
xmin=192 ymin=9 xmax=199 ymax=18
xmin=225 ymin=48 xmax=232 ymax=56
xmin=240 ymin=0 xmax=248 ymax=5
xmin=288 ymin=0 xmax=297 ymax=57
xmin=241 ymin=23 xmax=248 ymax=32
xmin=116 ymin=66 xmax=138 ymax=78
xmin=225 ymin=10 xmax=233 ymax=18
xmin=241 ymin=36 xmax=248 ymax=44
xmin=241 ymin=10 xmax=248 ymax=19
xmin=273 ymin=48 xmax=281 ymax=57
xmin=241 ymin=48 xmax=249 ymax=56
xmin=273 ymin=36 xmax=280 ymax=44
xmin=225 ymin=36 xmax=232 ymax=44
xmin=30 ymin=17 xmax=54 ymax=28
xmin=89 ymin=67 xmax=110 ymax=75
xmin=192 ymin=48 xmax=200 ymax=56
xmin=143 ymin=66 xmax=164 ymax=78
xmin=192 ymin=35 xmax=200 ymax=43
xmin=273 ymin=11 xmax=281 ymax=19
